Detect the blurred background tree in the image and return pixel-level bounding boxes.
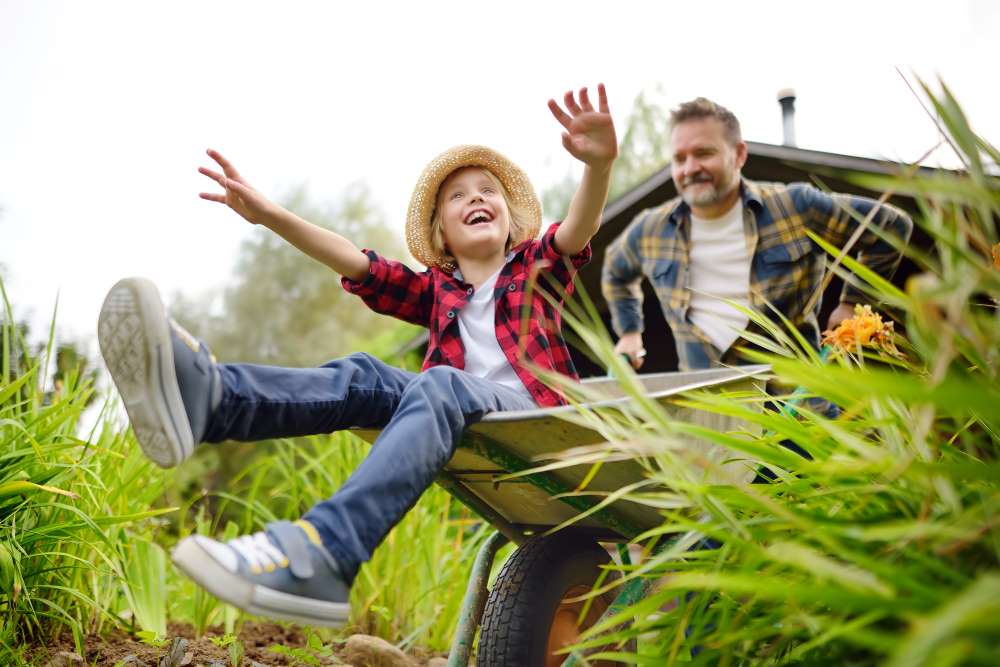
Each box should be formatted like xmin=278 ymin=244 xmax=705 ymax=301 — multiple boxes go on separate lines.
xmin=170 ymin=181 xmax=419 ymax=367
xmin=544 ymin=86 xmax=672 ymax=218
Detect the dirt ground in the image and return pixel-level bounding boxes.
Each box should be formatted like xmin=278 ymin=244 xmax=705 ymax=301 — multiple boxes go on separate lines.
xmin=34 ymin=621 xmax=444 ymax=666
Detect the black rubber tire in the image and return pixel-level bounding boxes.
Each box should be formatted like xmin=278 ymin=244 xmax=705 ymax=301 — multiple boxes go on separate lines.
xmin=477 ymin=532 xmax=631 ymax=667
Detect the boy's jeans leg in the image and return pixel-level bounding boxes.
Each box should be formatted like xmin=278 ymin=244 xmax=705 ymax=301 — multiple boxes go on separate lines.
xmin=303 ymin=366 xmax=537 ymax=582
xmin=202 ymin=352 xmax=415 ymax=443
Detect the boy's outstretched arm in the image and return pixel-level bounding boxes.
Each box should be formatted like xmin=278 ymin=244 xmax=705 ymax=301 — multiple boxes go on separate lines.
xmin=198 ymin=149 xmax=370 ymax=282
xmin=549 ymin=83 xmax=618 ymax=256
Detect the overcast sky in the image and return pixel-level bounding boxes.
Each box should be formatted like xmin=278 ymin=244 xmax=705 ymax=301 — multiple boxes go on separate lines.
xmin=2 ymin=0 xmax=998 ymax=358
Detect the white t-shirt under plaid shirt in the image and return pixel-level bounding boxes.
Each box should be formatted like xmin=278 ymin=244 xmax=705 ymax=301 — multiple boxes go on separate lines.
xmin=688 ymin=200 xmax=751 ymax=352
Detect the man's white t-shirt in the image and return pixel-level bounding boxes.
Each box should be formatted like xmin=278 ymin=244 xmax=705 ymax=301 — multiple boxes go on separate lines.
xmin=456 ymin=267 xmax=532 ymax=399
xmin=688 ymin=201 xmax=752 ymax=352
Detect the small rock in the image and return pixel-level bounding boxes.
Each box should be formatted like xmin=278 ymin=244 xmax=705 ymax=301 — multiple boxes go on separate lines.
xmin=116 ymin=656 xmax=149 ymax=667
xmin=45 ymin=651 xmax=84 ymax=667
xmin=158 ymin=638 xmax=189 ymax=667
xmin=344 ymin=634 xmax=416 ymax=667
xmin=426 ymin=658 xmax=449 ymax=667
xmin=179 ymin=650 xmax=193 ymax=666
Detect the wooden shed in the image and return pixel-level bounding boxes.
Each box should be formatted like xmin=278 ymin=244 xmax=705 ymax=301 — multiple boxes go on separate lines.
xmin=570 ymin=141 xmax=928 ymax=377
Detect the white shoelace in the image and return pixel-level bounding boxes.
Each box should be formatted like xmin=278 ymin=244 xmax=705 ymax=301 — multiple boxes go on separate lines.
xmin=229 ymin=531 xmax=288 ymax=572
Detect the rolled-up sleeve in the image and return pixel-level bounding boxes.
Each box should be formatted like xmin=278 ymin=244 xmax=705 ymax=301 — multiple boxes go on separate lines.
xmin=601 ymin=216 xmax=647 ymax=335
xmin=526 ymin=222 xmax=593 ymax=296
xmin=799 ymin=184 xmax=913 ymax=304
xmin=342 ymin=250 xmax=434 ymax=326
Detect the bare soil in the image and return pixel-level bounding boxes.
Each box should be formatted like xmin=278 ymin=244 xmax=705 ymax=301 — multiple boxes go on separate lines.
xmin=33 ymin=621 xmax=444 ymax=666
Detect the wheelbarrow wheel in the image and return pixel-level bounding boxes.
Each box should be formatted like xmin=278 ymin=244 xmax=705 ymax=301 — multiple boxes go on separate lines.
xmin=477 ymin=532 xmax=633 ymax=667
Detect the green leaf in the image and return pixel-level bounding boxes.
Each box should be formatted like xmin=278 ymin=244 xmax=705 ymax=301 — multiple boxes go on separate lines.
xmin=806 ymin=229 xmax=908 ymax=303
xmin=887 ymin=574 xmax=1000 ymax=667
xmin=0 ymin=479 xmax=77 ymax=499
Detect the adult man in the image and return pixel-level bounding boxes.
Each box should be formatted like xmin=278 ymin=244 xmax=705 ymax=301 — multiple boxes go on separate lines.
xmin=602 ymin=98 xmax=913 ymax=371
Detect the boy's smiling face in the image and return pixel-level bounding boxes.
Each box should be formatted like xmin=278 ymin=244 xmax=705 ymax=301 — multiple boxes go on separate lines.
xmin=436 ymin=166 xmax=511 ymax=264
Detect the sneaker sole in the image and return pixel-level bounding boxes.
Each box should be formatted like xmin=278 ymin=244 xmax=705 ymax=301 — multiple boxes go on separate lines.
xmin=172 ymin=537 xmax=350 ymax=627
xmin=98 ymin=277 xmax=193 ymax=468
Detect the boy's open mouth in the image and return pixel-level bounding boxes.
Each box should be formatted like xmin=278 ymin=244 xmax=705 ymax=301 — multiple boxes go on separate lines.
xmin=464 ymin=209 xmax=494 ymax=225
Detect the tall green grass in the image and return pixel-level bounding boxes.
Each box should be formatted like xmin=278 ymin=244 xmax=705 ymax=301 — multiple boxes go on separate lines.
xmin=0 ymin=285 xmax=178 ymax=657
xmin=188 ymin=432 xmax=500 ymax=652
xmin=1 ymin=284 xmax=493 ymax=657
xmin=535 ymin=80 xmax=999 ymax=665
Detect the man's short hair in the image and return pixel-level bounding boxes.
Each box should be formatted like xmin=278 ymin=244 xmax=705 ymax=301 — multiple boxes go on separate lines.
xmin=670 ymin=98 xmax=742 ymax=146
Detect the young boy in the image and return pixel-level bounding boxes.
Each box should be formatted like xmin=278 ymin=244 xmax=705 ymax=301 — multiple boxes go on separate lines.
xmin=98 ymin=85 xmax=618 ymax=627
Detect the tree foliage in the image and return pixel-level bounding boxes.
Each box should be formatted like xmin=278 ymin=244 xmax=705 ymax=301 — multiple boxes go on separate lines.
xmin=172 ymin=182 xmax=415 ymax=367
xmin=543 ymin=86 xmax=672 ymax=219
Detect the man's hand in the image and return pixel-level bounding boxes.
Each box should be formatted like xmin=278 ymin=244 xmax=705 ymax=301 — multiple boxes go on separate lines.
xmin=825 ymin=302 xmax=857 ymax=331
xmin=547 ymin=84 xmax=618 ymax=170
xmin=198 ymin=149 xmax=279 ymax=226
xmin=614 ymin=331 xmax=646 ymax=370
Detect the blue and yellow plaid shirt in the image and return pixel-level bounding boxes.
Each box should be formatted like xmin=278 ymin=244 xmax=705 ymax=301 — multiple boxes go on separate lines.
xmin=601 ymin=179 xmax=913 ymax=370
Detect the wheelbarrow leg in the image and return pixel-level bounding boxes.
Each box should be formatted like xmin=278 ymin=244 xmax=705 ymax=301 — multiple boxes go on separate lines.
xmin=448 ymin=530 xmax=508 ymax=667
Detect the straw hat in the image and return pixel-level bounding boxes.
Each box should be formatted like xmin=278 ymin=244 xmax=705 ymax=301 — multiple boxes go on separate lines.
xmin=405 ymin=145 xmax=542 ymax=269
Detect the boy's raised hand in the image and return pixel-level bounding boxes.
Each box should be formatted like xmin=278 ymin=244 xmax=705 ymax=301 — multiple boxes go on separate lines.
xmin=548 ymin=83 xmax=618 ymax=169
xmin=198 ymin=149 xmax=276 ymax=225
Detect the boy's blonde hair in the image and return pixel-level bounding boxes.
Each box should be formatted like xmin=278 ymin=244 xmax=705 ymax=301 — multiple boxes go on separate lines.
xmin=429 ymin=167 xmax=531 ymax=269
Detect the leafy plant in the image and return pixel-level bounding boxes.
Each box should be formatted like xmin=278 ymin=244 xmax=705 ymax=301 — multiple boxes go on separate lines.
xmin=134 ymin=629 xmax=168 ymax=648
xmin=0 ymin=279 xmax=177 ymax=654
xmin=534 ymin=78 xmax=1000 ymax=666
xmin=121 ymin=538 xmax=168 ymax=639
xmin=228 ymin=636 xmax=244 ymax=667
xmin=268 ymin=632 xmax=332 ymax=666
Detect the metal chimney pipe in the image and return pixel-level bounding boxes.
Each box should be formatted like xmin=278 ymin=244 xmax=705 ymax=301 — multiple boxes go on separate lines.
xmin=777 ymin=88 xmax=797 ymax=147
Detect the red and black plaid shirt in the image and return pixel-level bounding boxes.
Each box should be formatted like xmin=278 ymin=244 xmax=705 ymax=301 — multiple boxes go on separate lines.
xmin=342 ymin=222 xmax=591 ymax=407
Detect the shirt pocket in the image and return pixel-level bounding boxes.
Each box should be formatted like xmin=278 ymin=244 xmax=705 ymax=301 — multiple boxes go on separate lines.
xmin=755 ymin=238 xmax=813 ymax=307
xmin=645 ymin=258 xmax=685 ymax=310
xmin=644 ymin=258 xmax=680 ymax=285
xmin=757 ymin=238 xmax=811 ymax=268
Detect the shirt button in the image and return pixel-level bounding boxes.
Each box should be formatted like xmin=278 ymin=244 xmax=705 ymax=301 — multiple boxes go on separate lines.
xmin=447 ymin=310 xmax=455 ymax=318
xmin=508 ymin=283 xmax=516 ymax=291
xmin=467 ymin=288 xmax=474 ymax=295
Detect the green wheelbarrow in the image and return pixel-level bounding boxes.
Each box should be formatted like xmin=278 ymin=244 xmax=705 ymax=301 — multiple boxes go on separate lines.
xmin=354 ymin=364 xmax=770 ymax=667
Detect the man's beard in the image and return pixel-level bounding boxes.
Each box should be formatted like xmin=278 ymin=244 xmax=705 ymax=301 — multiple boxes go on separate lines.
xmin=680 ymin=172 xmax=735 ymax=208
xmin=681 ymin=182 xmax=720 ymax=206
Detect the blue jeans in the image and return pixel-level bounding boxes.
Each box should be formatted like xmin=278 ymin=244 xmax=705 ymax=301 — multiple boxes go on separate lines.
xmin=202 ymin=352 xmax=537 ymax=582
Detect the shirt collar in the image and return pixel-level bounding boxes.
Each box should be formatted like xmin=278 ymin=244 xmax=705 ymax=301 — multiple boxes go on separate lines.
xmin=451 ymin=248 xmax=518 ymax=284
xmin=740 ymin=178 xmax=765 ymax=212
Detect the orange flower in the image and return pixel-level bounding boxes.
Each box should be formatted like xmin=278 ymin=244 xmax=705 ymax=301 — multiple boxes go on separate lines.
xmin=822 ymin=304 xmax=902 ymax=357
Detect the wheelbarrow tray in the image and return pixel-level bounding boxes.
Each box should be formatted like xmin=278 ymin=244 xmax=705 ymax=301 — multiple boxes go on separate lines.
xmin=353 ymin=365 xmax=769 ymax=542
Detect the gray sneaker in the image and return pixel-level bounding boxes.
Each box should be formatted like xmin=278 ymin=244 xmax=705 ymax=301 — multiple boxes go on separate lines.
xmin=171 ymin=520 xmax=351 ymax=627
xmin=98 ymin=277 xmax=221 ymax=468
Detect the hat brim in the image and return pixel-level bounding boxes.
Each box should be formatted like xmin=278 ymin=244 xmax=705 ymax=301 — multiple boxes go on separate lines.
xmin=405 ymin=145 xmax=542 ymax=269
